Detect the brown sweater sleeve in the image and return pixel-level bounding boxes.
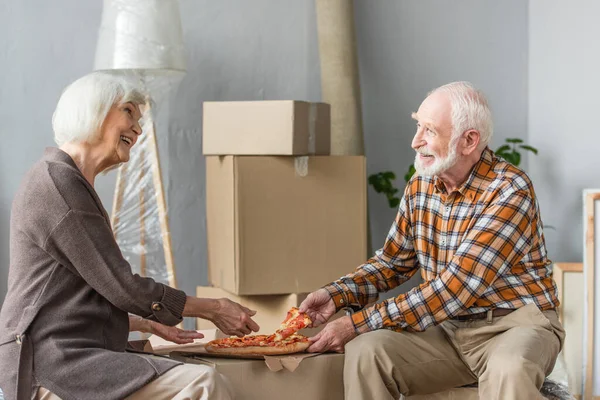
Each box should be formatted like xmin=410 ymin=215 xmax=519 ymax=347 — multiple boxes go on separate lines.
xmin=43 ymin=209 xmax=186 ymax=326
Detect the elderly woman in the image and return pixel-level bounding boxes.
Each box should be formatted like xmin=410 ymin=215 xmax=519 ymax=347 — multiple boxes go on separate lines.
xmin=0 ymin=72 xmax=259 ymax=400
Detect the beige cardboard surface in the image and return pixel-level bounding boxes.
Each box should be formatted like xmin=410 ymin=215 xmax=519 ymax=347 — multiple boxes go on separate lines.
xmin=195 ymin=286 xmax=343 ymax=335
xmin=172 ymin=352 xmax=344 ymax=400
xmin=206 ymin=155 xmax=367 ymax=295
xmin=202 ymin=100 xmax=331 ymax=155
xmin=148 ymin=329 xmax=228 ymax=355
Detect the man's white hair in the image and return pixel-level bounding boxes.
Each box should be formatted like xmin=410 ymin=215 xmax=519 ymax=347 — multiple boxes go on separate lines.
xmin=429 ymin=81 xmax=493 ymax=149
xmin=52 ymin=72 xmax=147 ymax=146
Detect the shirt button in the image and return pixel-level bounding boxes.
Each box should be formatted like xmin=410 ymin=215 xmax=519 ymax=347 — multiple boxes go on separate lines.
xmin=339 ymin=299 xmax=345 ymax=304
xmin=151 ymin=302 xmax=163 ymax=311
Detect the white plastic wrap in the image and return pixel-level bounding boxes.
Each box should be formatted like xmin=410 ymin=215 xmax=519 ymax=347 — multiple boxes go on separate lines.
xmin=94 ymin=0 xmax=186 ymax=73
xmin=94 ymin=0 xmax=186 ymax=287
xmin=109 ymin=73 xmax=184 ymax=287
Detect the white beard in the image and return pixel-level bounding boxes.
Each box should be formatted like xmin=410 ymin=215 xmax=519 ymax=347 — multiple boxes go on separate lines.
xmin=414 ymin=139 xmax=459 ymax=177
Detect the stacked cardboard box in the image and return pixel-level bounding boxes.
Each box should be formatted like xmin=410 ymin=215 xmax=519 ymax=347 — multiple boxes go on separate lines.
xmin=199 ymin=100 xmax=366 ymax=397
xmin=202 ymin=100 xmax=367 ymax=296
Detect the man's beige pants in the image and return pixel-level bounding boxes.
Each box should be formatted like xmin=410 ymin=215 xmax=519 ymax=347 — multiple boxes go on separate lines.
xmin=35 ymin=362 xmax=234 ymax=400
xmin=344 ymin=304 xmax=565 ymax=400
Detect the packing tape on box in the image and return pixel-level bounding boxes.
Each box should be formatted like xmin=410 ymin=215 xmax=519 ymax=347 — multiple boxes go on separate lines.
xmin=294 ymin=156 xmax=309 ymax=177
xmin=308 ymin=103 xmax=317 ymax=155
xmin=294 ymin=103 xmax=318 ymax=177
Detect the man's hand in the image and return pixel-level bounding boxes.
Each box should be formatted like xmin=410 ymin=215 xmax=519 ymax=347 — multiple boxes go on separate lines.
xmin=299 ymin=288 xmax=337 ymax=327
xmin=307 ymin=316 xmax=358 ymax=353
xmin=148 ymin=321 xmax=205 ymax=344
xmin=209 ymin=298 xmax=261 ymax=337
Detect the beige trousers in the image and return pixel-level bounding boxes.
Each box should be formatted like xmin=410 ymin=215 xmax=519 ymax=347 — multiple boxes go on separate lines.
xmin=344 ymin=304 xmax=565 ymax=400
xmin=35 ymin=363 xmax=233 ymax=400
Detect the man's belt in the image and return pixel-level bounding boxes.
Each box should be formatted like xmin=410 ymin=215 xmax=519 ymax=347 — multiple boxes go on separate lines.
xmin=453 ymin=308 xmax=515 ymax=322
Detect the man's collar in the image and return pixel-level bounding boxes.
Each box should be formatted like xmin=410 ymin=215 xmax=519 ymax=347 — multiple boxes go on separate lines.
xmin=433 ymin=147 xmax=495 ymax=200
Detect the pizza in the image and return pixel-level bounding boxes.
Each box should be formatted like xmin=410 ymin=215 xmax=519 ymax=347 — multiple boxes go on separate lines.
xmin=205 ymin=333 xmax=309 ymax=356
xmin=274 ymin=307 xmax=312 ymax=341
xmin=205 ymin=307 xmax=313 ymax=356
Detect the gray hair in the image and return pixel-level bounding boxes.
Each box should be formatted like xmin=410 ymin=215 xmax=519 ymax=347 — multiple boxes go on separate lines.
xmin=52 ymin=72 xmax=147 ymax=146
xmin=429 ymin=81 xmax=493 ymax=149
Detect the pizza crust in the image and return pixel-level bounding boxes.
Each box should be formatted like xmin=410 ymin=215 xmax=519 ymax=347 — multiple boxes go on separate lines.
xmin=205 ymin=340 xmax=310 ymax=356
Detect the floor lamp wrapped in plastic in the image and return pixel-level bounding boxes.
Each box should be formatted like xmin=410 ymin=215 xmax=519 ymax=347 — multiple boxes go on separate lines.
xmin=94 ymin=0 xmax=186 ymax=289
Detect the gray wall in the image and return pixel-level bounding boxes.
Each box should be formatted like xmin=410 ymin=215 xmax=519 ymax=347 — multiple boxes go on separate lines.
xmin=355 ymin=0 xmax=529 ymax=293
xmin=0 ymin=1 xmax=530 ymax=312
xmin=528 ymin=0 xmax=600 ymax=263
xmin=0 ymin=0 xmax=321 ymax=323
xmin=0 ymin=0 xmax=104 ymax=301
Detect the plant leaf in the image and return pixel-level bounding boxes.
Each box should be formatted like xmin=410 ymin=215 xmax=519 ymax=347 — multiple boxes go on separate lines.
xmin=519 ymin=145 xmax=538 ymax=154
xmin=389 ymin=198 xmax=400 ymax=208
xmin=505 ymin=138 xmax=524 ymax=144
xmin=502 ymin=152 xmax=516 ymax=165
xmin=404 ymin=164 xmax=416 ymax=183
xmin=513 ymin=151 xmax=521 ymax=166
xmin=383 ymin=171 xmax=396 ymax=180
xmin=367 ymin=174 xmax=379 ymax=185
xmin=495 ymin=144 xmax=511 ymax=154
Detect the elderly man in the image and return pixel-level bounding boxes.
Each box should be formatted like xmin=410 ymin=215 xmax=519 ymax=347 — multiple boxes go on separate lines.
xmin=300 ymin=82 xmax=564 ymax=400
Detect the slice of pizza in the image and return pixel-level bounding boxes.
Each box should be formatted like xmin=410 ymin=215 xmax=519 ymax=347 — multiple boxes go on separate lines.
xmin=205 ymin=333 xmax=309 ymax=356
xmin=274 ymin=307 xmax=312 ymax=341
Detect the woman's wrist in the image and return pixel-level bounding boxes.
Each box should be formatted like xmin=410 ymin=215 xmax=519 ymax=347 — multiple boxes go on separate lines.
xmin=182 ymin=296 xmax=221 ymax=320
xmin=129 ymin=315 xmax=152 ymax=333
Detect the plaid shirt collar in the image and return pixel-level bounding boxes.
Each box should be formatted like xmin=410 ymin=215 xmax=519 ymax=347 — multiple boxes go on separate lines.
xmin=433 ymin=147 xmax=496 ymax=201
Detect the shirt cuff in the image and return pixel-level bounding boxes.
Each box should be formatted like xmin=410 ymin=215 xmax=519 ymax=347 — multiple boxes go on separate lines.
xmin=148 ymin=285 xmax=187 ymax=326
xmin=322 ymin=282 xmax=364 ymax=312
xmin=351 ymin=309 xmax=375 ymax=334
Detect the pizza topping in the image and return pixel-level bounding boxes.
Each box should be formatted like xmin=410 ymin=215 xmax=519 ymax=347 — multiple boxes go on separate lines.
xmin=208 ymin=333 xmax=308 ymax=349
xmin=274 ymin=307 xmax=312 ymax=341
xmin=205 ymin=307 xmax=312 ymax=355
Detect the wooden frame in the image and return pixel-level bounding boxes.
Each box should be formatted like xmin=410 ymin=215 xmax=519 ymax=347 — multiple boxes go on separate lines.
xmin=110 ymin=107 xmax=177 ymax=289
xmin=553 ymin=262 xmax=584 ymax=323
xmin=584 ymin=191 xmax=600 ymax=399
xmin=553 ymin=262 xmax=584 ymax=399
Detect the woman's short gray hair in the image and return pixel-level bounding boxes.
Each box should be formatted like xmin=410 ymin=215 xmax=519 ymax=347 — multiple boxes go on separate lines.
xmin=430 ymin=81 xmax=493 ymax=149
xmin=52 ymin=72 xmax=147 ymax=146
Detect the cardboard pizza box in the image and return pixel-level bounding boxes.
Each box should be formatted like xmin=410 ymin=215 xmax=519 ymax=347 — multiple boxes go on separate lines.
xmin=147 ymin=328 xmax=228 ymax=355
xmin=195 ymin=286 xmax=344 ymax=335
xmin=148 ymin=329 xmax=344 ymax=399
xmin=171 ymin=351 xmax=344 ymax=400
xmin=202 ymin=100 xmax=331 ymax=156
xmin=206 ymin=155 xmax=367 ymax=295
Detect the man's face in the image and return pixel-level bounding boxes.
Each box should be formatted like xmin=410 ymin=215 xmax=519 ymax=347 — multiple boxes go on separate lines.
xmin=411 ymin=92 xmax=459 ymax=176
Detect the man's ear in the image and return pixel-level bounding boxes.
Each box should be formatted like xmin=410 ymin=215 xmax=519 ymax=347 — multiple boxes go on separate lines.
xmin=462 ymin=129 xmax=481 ymax=155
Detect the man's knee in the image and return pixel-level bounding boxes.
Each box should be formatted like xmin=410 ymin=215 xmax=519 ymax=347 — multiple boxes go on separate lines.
xmin=484 ymin=353 xmax=545 ymax=386
xmin=345 ymin=331 xmax=394 ymax=364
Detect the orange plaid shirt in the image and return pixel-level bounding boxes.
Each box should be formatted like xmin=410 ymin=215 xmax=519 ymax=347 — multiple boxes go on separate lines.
xmin=324 ymin=148 xmax=558 ymax=333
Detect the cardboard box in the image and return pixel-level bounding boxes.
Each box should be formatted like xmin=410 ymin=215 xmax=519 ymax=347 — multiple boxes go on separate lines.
xmin=202 ymin=100 xmax=330 ymax=155
xmin=195 ymin=286 xmax=343 ymax=335
xmin=206 ymin=156 xmax=367 ymax=295
xmin=148 ymin=330 xmax=344 ymax=400
xmin=171 ymin=352 xmax=344 ymax=400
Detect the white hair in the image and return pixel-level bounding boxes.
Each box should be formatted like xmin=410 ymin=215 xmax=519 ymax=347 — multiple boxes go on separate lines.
xmin=52 ymin=72 xmax=147 ymax=146
xmin=429 ymin=81 xmax=493 ymax=149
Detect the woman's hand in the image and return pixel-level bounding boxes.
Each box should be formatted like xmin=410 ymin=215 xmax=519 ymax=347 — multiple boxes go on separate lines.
xmin=209 ymin=298 xmax=261 ymax=337
xmin=182 ymin=296 xmax=260 ymax=337
xmin=147 ymin=321 xmax=204 ymax=344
